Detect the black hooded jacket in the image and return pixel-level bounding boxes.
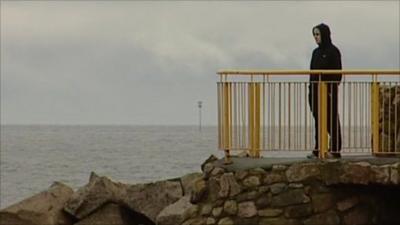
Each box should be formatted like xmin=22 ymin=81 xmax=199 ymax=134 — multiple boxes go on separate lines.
xmin=310 ymin=23 xmax=342 ymax=82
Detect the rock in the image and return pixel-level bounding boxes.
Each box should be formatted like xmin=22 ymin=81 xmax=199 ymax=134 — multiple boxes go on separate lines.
xmin=237 ymin=201 xmax=257 ymax=218
xmin=64 ymin=172 xmax=127 ymax=219
xmin=74 ymin=203 xmax=149 ymax=225
xmin=340 ymin=163 xmax=371 ymax=184
xmin=259 ymin=217 xmax=300 ymax=225
xmin=320 ymin=161 xmax=343 ymax=185
xmin=182 ymin=205 xmax=199 ymax=221
xmin=65 ymin=172 xmax=182 ymax=222
xmin=288 ymin=183 xmax=304 ymax=189
xmin=303 ymin=210 xmax=340 ymax=225
xmin=217 ymin=217 xmax=233 ymax=225
xmin=343 ymin=207 xmax=369 ymax=225
xmin=284 ymin=204 xmax=313 ymax=218
xmin=223 ymin=200 xmax=237 ymax=215
xmin=211 ymin=207 xmax=223 ymax=218
xmin=156 ymin=196 xmax=193 ymax=225
xmin=206 ymin=217 xmax=216 ymax=225
xmin=371 ymin=165 xmax=390 ymax=184
xmin=0 ymin=182 xmax=74 ymax=225
xmin=181 ymin=173 xmax=203 ymax=196
xmin=269 ymin=183 xmax=287 ymax=195
xmin=336 ymin=196 xmax=359 ymax=212
xmin=312 ymin=193 xmax=334 ymax=213
xmin=182 ymin=217 xmax=206 ymax=225
xmin=270 ymin=189 xmax=310 ymax=207
xmin=258 ymin=208 xmax=283 ymax=217
xmin=272 ymin=165 xmax=287 ymax=171
xmin=211 ymin=167 xmax=225 ymax=177
xmin=242 ymin=176 xmax=260 ymax=188
xmin=263 ymin=173 xmax=286 ymax=184
xmin=255 ymin=193 xmax=272 ymax=208
xmin=390 ymin=163 xmax=400 ymax=184
xmin=249 ymin=168 xmax=266 ymax=175
xmin=218 ymin=173 xmax=241 ymax=198
xmin=286 ymin=163 xmax=320 ymax=182
xmin=191 ymin=178 xmax=207 ymax=204
xmin=203 ymin=163 xmax=215 ymax=179
xmin=236 ymin=191 xmax=259 ymax=202
xmin=235 ymin=170 xmax=249 ymax=180
xmin=200 ymin=204 xmax=213 ymax=216
xmin=206 ymin=177 xmax=220 ymax=202
xmin=122 ymin=179 xmax=182 ymax=222
xmin=234 ymin=217 xmax=259 ymax=225
xmin=201 ymin=155 xmax=219 ymax=172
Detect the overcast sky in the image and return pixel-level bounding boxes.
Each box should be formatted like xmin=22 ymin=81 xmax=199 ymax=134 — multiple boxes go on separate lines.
xmin=1 ymin=1 xmax=399 ymax=125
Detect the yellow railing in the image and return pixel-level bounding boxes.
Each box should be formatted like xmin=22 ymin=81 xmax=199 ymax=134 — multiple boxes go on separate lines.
xmin=217 ymin=70 xmax=400 ymax=162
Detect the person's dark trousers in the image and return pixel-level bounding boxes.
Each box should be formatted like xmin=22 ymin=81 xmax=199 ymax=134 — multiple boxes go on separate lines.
xmin=308 ymin=82 xmax=342 ymax=153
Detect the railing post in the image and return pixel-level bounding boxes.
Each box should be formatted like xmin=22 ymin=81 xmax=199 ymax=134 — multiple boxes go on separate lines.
xmin=223 ymin=82 xmax=232 ymax=164
xmin=319 ymin=81 xmax=329 ymax=159
xmin=248 ymin=82 xmax=261 ymax=158
xmin=371 ymin=75 xmax=380 ymax=155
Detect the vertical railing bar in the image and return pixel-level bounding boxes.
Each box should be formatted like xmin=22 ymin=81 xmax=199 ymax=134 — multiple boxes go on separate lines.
xmin=236 ymin=82 xmax=240 ymax=150
xmin=368 ymin=80 xmax=371 ymax=150
xmin=243 ymin=82 xmax=246 ymax=150
xmin=232 ymin=82 xmax=236 ymax=149
xmin=238 ymin=82 xmax=241 ymax=150
xmin=283 ymin=83 xmax=286 ymax=150
xmin=279 ymin=82 xmax=282 ymax=150
xmin=359 ymin=82 xmax=362 ymax=151
xmin=329 ymin=82 xmax=333 ymax=153
xmin=342 ymin=81 xmax=346 ymax=150
xmin=271 ymin=82 xmax=275 ymax=150
xmin=362 ymin=82 xmax=366 ymax=150
xmin=382 ymin=81 xmax=385 ymax=153
xmin=217 ymin=82 xmax=221 ymax=149
xmin=288 ymin=82 xmax=291 ymax=150
xmin=263 ymin=75 xmax=266 ymax=151
xmin=267 ymin=75 xmax=273 ymax=150
xmin=356 ymin=82 xmax=359 ymax=151
xmin=311 ymin=81 xmax=314 ymax=151
xmin=348 ymin=81 xmax=352 ymax=149
xmin=389 ymin=81 xmax=392 ymax=153
xmin=394 ymin=83 xmax=399 ymax=153
xmin=304 ymin=82 xmax=308 ymax=150
xmin=296 ymin=82 xmax=299 ymax=150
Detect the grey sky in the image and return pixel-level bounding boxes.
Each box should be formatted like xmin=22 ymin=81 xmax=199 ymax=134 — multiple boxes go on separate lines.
xmin=1 ymin=1 xmax=399 ymax=125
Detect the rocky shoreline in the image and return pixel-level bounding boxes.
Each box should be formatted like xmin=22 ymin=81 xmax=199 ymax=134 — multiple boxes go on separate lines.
xmin=1 ymin=155 xmax=399 ymax=225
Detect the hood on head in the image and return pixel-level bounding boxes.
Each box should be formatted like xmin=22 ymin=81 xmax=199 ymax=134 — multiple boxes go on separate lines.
xmin=313 ymin=23 xmax=332 ymax=47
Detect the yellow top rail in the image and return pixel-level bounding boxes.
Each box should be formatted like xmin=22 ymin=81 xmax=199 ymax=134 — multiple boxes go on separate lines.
xmin=217 ymin=69 xmax=400 ymax=75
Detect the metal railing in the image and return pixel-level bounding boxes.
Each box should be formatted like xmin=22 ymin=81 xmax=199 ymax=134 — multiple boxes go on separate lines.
xmin=217 ymin=70 xmax=400 ymax=161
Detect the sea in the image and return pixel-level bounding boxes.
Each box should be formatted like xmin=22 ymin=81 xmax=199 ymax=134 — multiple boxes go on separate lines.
xmin=0 ymin=124 xmax=370 ymax=209
xmin=0 ymin=125 xmax=222 ymax=208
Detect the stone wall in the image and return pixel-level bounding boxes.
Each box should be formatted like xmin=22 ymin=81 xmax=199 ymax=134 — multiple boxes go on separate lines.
xmin=379 ymin=85 xmax=400 ymax=152
xmin=184 ymin=157 xmax=400 ymax=225
xmin=1 ymin=156 xmax=399 ymax=225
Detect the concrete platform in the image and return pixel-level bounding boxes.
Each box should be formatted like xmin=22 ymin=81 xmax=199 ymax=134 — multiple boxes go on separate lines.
xmin=214 ymin=155 xmax=400 ymax=172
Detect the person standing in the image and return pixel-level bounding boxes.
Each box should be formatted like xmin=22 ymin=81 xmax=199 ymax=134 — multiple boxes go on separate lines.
xmin=308 ymin=23 xmax=342 ymax=159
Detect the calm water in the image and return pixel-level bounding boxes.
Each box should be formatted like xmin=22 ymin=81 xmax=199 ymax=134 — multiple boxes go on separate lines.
xmin=0 ymin=125 xmax=221 ymax=208
xmin=0 ymin=125 xmax=370 ymax=208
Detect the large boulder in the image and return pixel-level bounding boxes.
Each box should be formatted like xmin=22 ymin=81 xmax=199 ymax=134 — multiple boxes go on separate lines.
xmin=64 ymin=172 xmax=128 ymax=220
xmin=74 ymin=203 xmax=154 ymax=225
xmin=122 ymin=179 xmax=183 ymax=222
xmin=180 ymin=173 xmax=203 ymax=196
xmin=74 ymin=203 xmax=129 ymax=225
xmin=64 ymin=172 xmax=183 ymax=223
xmin=0 ymin=182 xmax=74 ymax=225
xmin=156 ymin=195 xmax=194 ymax=225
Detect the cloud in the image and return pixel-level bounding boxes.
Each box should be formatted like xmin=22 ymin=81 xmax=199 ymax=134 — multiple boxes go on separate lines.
xmin=1 ymin=1 xmax=399 ymax=125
